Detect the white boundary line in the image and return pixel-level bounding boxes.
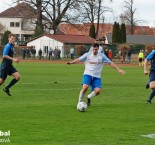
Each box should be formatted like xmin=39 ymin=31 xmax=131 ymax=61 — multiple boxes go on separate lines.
xmin=16 ymin=88 xmax=80 ymax=91
xmin=20 ymin=82 xmax=80 ymax=84
xmin=141 ymin=134 xmax=155 ymax=139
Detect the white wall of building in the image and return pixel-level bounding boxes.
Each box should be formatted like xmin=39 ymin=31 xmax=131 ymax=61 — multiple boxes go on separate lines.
xmin=0 ymin=17 xmax=50 ymax=39
xmin=0 ymin=17 xmax=23 ymax=34
xmin=22 ymin=19 xmax=36 ymax=31
xmin=27 ymin=36 xmax=64 ymax=57
xmin=0 ymin=17 xmax=34 ymax=42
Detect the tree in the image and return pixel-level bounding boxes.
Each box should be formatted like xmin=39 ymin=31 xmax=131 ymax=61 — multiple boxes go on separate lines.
xmin=79 ymin=0 xmax=113 ymax=38
xmin=33 ymin=24 xmax=44 ymax=38
xmin=89 ymin=23 xmax=96 ymax=38
xmin=112 ymin=22 xmax=120 ymax=43
xmin=120 ymin=23 xmax=126 ymax=43
xmin=1 ymin=30 xmax=11 ymax=46
xmin=43 ymin=0 xmax=80 ymax=33
xmin=120 ymin=0 xmax=141 ymax=35
xmin=17 ymin=0 xmax=44 ymax=32
xmin=116 ymin=22 xmax=120 ymax=43
xmin=112 ymin=22 xmax=117 ymax=43
xmin=16 ymin=0 xmax=81 ymax=33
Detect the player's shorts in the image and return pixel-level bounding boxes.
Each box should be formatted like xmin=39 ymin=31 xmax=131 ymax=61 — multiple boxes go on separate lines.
xmin=149 ymin=70 xmax=155 ymax=82
xmin=0 ymin=65 xmax=17 ymax=80
xmin=139 ymin=58 xmax=143 ymax=62
xmin=82 ymin=74 xmax=102 ymax=91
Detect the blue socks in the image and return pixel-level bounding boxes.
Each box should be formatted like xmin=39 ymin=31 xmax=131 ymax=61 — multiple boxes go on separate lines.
xmin=5 ymin=79 xmax=18 ymax=89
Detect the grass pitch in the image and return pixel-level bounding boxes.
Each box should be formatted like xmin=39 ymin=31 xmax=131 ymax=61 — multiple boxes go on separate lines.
xmin=0 ymin=62 xmax=155 ymax=145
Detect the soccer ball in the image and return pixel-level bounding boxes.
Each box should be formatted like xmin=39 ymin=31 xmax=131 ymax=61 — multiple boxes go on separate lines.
xmin=77 ymin=102 xmax=87 ymax=112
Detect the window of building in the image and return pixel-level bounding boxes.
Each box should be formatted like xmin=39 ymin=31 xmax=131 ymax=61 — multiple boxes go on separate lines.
xmin=15 ymin=22 xmax=20 ymax=27
xmin=43 ymin=46 xmax=48 ymax=54
xmin=10 ymin=22 xmax=14 ymax=27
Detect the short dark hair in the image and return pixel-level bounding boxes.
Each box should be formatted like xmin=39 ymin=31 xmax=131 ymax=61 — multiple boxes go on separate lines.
xmin=93 ymin=43 xmax=99 ymax=48
xmin=8 ymin=33 xmax=16 ymax=38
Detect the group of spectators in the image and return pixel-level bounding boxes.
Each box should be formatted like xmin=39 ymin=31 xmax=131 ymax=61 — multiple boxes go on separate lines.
xmin=22 ymin=47 xmax=61 ymax=60
xmin=21 ymin=46 xmax=150 ymax=65
xmin=48 ymin=48 xmax=61 ymax=60
xmin=22 ymin=48 xmax=36 ymax=59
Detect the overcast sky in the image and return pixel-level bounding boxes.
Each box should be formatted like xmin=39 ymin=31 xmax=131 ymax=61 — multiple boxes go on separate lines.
xmin=0 ymin=0 xmax=155 ymax=27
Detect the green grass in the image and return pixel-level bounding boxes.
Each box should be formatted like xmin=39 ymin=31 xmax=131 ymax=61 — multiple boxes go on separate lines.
xmin=0 ymin=62 xmax=155 ymax=145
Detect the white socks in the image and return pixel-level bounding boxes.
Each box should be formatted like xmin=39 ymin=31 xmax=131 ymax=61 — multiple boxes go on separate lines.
xmin=78 ymin=90 xmax=97 ymax=103
xmin=87 ymin=91 xmax=96 ymax=99
xmin=78 ymin=90 xmax=84 ymax=103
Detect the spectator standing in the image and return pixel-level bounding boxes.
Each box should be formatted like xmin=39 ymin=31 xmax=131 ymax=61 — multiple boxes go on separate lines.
xmin=108 ymin=49 xmax=113 ymax=60
xmin=127 ymin=49 xmax=132 ymax=63
xmin=70 ymin=47 xmax=74 ymax=60
xmin=22 ymin=48 xmax=26 ymax=59
xmin=58 ymin=49 xmax=61 ymax=60
xmin=104 ymin=48 xmax=109 ymax=58
xmin=38 ymin=49 xmax=42 ymax=60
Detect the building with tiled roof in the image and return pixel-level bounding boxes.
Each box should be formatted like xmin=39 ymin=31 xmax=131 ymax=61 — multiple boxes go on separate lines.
xmin=0 ymin=2 xmax=50 ymax=45
xmin=27 ymin=34 xmax=95 ymax=57
xmin=59 ymin=23 xmax=155 ymax=39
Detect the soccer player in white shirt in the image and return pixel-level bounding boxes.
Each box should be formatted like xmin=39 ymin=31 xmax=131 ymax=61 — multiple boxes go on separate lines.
xmin=67 ymin=43 xmax=125 ymax=106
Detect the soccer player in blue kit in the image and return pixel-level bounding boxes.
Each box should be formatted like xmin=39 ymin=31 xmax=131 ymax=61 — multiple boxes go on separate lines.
xmin=67 ymin=43 xmax=125 ymax=106
xmin=144 ymin=50 xmax=155 ymax=104
xmin=0 ymin=33 xmax=20 ymax=96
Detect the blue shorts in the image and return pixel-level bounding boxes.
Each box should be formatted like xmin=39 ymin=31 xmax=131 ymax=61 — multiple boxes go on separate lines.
xmin=149 ymin=70 xmax=155 ymax=82
xmin=82 ymin=75 xmax=102 ymax=91
xmin=0 ymin=65 xmax=17 ymax=80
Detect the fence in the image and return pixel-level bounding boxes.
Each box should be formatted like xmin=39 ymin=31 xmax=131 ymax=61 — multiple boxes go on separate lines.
xmin=0 ymin=44 xmax=147 ymax=63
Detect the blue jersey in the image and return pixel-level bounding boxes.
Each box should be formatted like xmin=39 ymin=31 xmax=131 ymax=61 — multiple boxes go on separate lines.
xmin=1 ymin=43 xmax=14 ymax=69
xmin=146 ymin=50 xmax=155 ymax=71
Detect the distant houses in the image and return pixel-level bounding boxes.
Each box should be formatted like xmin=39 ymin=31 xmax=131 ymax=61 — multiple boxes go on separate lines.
xmin=0 ymin=2 xmax=50 ymax=45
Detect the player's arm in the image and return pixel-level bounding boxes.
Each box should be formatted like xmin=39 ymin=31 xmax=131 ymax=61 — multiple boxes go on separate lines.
xmin=109 ymin=62 xmax=125 ymax=75
xmin=66 ymin=52 xmax=89 ymax=65
xmin=66 ymin=58 xmax=80 ymax=65
xmin=102 ymin=53 xmax=125 ymax=75
xmin=3 ymin=46 xmax=19 ymax=63
xmin=144 ymin=50 xmax=155 ymax=75
xmin=144 ymin=59 xmax=148 ymax=75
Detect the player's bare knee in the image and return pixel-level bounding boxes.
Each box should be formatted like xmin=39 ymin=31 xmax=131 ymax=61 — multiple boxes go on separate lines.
xmin=95 ymin=91 xmax=100 ymax=96
xmin=150 ymin=83 xmax=155 ymax=89
xmin=94 ymin=89 xmax=101 ymax=95
xmin=0 ymin=79 xmax=4 ymax=85
xmin=150 ymin=86 xmax=155 ymax=89
xmin=17 ymin=76 xmax=20 ymax=80
xmin=82 ymin=88 xmax=88 ymax=93
xmin=15 ymin=75 xmax=20 ymax=80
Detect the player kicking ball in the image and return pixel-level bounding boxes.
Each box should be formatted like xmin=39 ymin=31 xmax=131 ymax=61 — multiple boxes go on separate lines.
xmin=0 ymin=33 xmax=20 ymax=96
xmin=66 ymin=43 xmax=125 ymax=106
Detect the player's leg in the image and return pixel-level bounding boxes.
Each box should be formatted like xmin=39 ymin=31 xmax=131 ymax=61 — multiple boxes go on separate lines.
xmin=78 ymin=75 xmax=91 ymax=103
xmin=4 ymin=67 xmax=20 ymax=96
xmin=78 ymin=84 xmax=89 ymax=103
xmin=0 ymin=78 xmax=5 ymax=86
xmin=87 ymin=77 xmax=102 ymax=106
xmin=146 ymin=81 xmax=150 ymax=89
xmin=139 ymin=58 xmax=142 ymax=66
xmin=0 ymin=69 xmax=7 ymax=86
xmin=147 ymin=72 xmax=155 ymax=104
